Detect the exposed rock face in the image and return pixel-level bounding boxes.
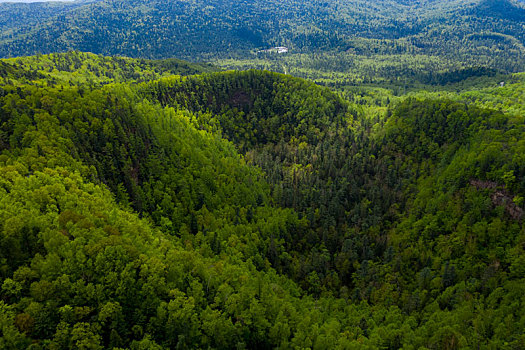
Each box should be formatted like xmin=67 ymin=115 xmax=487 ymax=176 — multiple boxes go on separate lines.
xmin=470 ymin=179 xmax=524 ymax=221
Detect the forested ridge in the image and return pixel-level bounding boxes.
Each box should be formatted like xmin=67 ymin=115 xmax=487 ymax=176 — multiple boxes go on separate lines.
xmin=0 ymin=52 xmax=524 ymax=349
xmin=1 ymin=0 xmax=525 ymax=78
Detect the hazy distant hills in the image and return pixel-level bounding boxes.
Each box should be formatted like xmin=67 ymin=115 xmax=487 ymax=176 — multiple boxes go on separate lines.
xmin=0 ymin=0 xmax=524 ymax=70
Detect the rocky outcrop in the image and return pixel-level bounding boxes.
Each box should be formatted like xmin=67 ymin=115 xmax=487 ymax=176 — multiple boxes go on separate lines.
xmin=470 ymin=179 xmax=524 ymax=221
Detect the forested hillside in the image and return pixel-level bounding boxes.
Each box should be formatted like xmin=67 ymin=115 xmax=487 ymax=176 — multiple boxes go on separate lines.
xmin=0 ymin=0 xmax=524 ymax=77
xmin=1 ymin=52 xmax=524 ymax=348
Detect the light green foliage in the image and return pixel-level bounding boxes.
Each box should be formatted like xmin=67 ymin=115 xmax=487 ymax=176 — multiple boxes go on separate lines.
xmin=0 ymin=51 xmax=217 ymax=87
xmin=0 ymin=53 xmax=524 ymax=348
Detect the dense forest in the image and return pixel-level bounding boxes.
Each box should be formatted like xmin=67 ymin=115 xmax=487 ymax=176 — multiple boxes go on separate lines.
xmin=1 ymin=0 xmax=525 ymax=79
xmin=0 ymin=52 xmax=524 ymax=349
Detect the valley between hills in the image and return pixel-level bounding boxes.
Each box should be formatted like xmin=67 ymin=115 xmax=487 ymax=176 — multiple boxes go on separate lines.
xmin=0 ymin=0 xmax=525 ymax=348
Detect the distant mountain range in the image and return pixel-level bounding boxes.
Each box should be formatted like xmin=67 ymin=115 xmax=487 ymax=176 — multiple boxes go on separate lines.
xmin=0 ymin=0 xmax=524 ymax=72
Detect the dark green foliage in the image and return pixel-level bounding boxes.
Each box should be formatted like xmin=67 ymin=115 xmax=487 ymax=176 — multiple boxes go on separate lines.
xmin=1 ymin=0 xmax=524 ymax=74
xmin=142 ymin=71 xmax=406 ymax=291
xmin=419 ymin=67 xmax=501 ymax=86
